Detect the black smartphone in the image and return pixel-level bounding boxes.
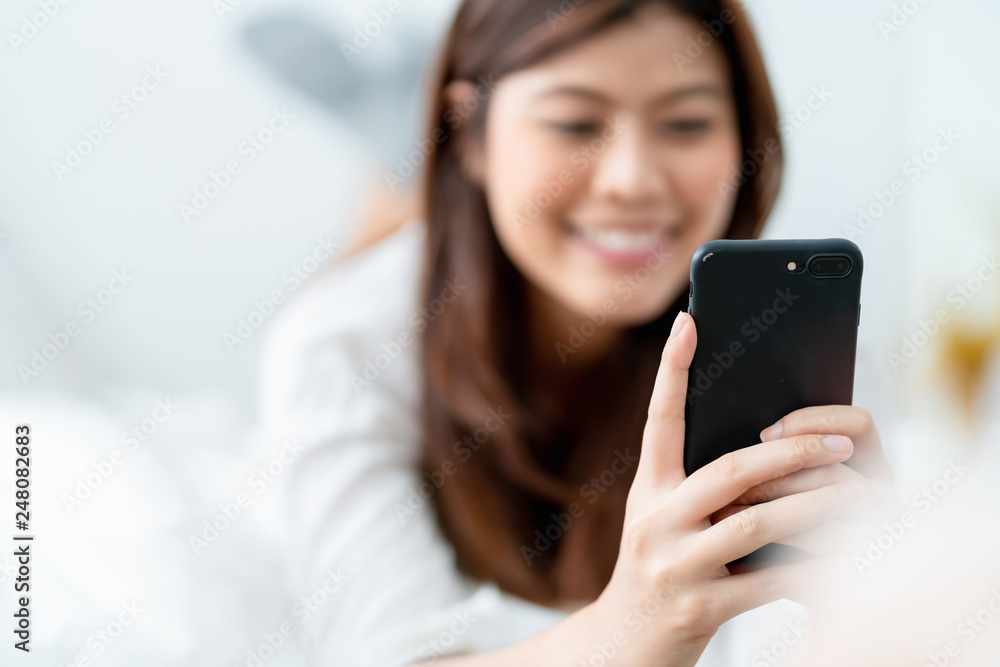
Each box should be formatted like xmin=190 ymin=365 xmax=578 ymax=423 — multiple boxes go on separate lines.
xmin=683 ymin=238 xmax=863 ymax=563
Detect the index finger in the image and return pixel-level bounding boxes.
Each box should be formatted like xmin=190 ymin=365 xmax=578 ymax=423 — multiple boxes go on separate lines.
xmin=760 ymin=405 xmax=893 ymax=480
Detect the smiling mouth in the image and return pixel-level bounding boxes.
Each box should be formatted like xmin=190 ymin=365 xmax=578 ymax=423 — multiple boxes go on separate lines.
xmin=573 ymin=226 xmax=673 ymax=252
xmin=565 ymin=222 xmax=681 ymax=262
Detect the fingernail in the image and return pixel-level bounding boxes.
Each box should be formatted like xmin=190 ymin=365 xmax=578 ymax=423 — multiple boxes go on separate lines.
xmin=759 ymin=421 xmax=782 ymax=442
xmin=822 ymin=435 xmax=852 ymax=453
xmin=839 ymin=482 xmax=867 ymax=503
xmin=668 ymin=312 xmax=686 ymax=341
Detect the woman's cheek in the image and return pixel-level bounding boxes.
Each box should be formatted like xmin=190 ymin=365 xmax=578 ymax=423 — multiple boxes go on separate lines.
xmin=487 ymin=132 xmax=576 ymax=236
xmin=493 ymin=173 xmax=567 ymax=250
xmin=674 ymin=143 xmax=741 ymax=232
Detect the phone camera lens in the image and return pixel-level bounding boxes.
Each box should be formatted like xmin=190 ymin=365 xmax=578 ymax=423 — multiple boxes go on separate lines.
xmin=809 ymin=255 xmax=852 ymax=277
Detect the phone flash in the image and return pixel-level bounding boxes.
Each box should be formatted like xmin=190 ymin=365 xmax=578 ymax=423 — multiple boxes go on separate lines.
xmin=787 ymin=261 xmax=796 ymax=270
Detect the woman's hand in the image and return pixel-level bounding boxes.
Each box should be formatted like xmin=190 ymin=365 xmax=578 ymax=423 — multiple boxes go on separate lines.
xmin=431 ymin=313 xmax=904 ymax=667
xmin=584 ymin=312 xmax=877 ymax=666
xmin=709 ymin=404 xmax=905 ymax=562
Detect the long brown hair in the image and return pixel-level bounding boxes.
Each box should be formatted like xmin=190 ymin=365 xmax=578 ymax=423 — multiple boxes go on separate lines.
xmin=419 ymin=0 xmax=783 ymax=607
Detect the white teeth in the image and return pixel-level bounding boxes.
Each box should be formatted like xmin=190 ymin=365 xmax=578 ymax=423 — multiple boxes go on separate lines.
xmin=576 ymin=227 xmax=666 ymax=252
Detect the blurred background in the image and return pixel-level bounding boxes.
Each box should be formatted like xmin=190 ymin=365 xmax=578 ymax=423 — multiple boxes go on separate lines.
xmin=0 ymin=0 xmax=998 ymax=664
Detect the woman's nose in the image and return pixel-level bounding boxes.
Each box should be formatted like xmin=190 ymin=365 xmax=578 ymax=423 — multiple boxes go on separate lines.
xmin=587 ymin=119 xmax=668 ymax=205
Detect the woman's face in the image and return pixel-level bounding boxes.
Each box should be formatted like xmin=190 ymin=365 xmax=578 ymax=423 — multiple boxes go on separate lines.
xmin=462 ymin=4 xmax=742 ymax=334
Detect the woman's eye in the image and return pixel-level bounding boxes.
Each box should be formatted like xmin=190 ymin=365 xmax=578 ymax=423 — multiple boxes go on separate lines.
xmin=547 ymin=121 xmax=599 ymax=135
xmin=662 ymin=119 xmax=712 ymax=135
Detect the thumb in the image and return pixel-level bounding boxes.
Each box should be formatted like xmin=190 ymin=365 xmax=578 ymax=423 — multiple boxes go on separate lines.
xmin=637 ymin=311 xmax=697 ymax=489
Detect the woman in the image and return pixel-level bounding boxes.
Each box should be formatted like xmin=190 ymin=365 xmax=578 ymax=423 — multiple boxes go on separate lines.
xmin=259 ymin=0 xmax=898 ymax=664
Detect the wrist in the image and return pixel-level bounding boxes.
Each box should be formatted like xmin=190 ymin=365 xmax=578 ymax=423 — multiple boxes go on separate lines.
xmin=573 ymin=594 xmax=716 ymax=667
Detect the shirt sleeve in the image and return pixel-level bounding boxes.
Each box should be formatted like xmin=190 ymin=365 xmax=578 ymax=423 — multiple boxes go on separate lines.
xmin=256 ymin=228 xmax=569 ymax=666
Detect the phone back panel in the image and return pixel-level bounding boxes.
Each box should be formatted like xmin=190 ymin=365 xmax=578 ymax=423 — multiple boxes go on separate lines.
xmin=683 ymin=239 xmax=863 ymax=476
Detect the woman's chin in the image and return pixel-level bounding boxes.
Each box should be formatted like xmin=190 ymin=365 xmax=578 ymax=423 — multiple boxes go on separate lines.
xmin=571 ymin=295 xmax=682 ymax=329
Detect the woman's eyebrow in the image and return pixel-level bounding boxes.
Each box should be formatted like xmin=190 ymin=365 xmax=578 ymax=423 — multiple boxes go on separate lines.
xmin=532 ymin=85 xmax=607 ymax=103
xmin=532 ymin=83 xmax=726 ymax=105
xmin=652 ymin=83 xmax=726 ymax=106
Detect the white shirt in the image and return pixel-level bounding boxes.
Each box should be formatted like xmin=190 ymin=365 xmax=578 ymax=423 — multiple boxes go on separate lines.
xmin=257 ymin=219 xmax=807 ymax=666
